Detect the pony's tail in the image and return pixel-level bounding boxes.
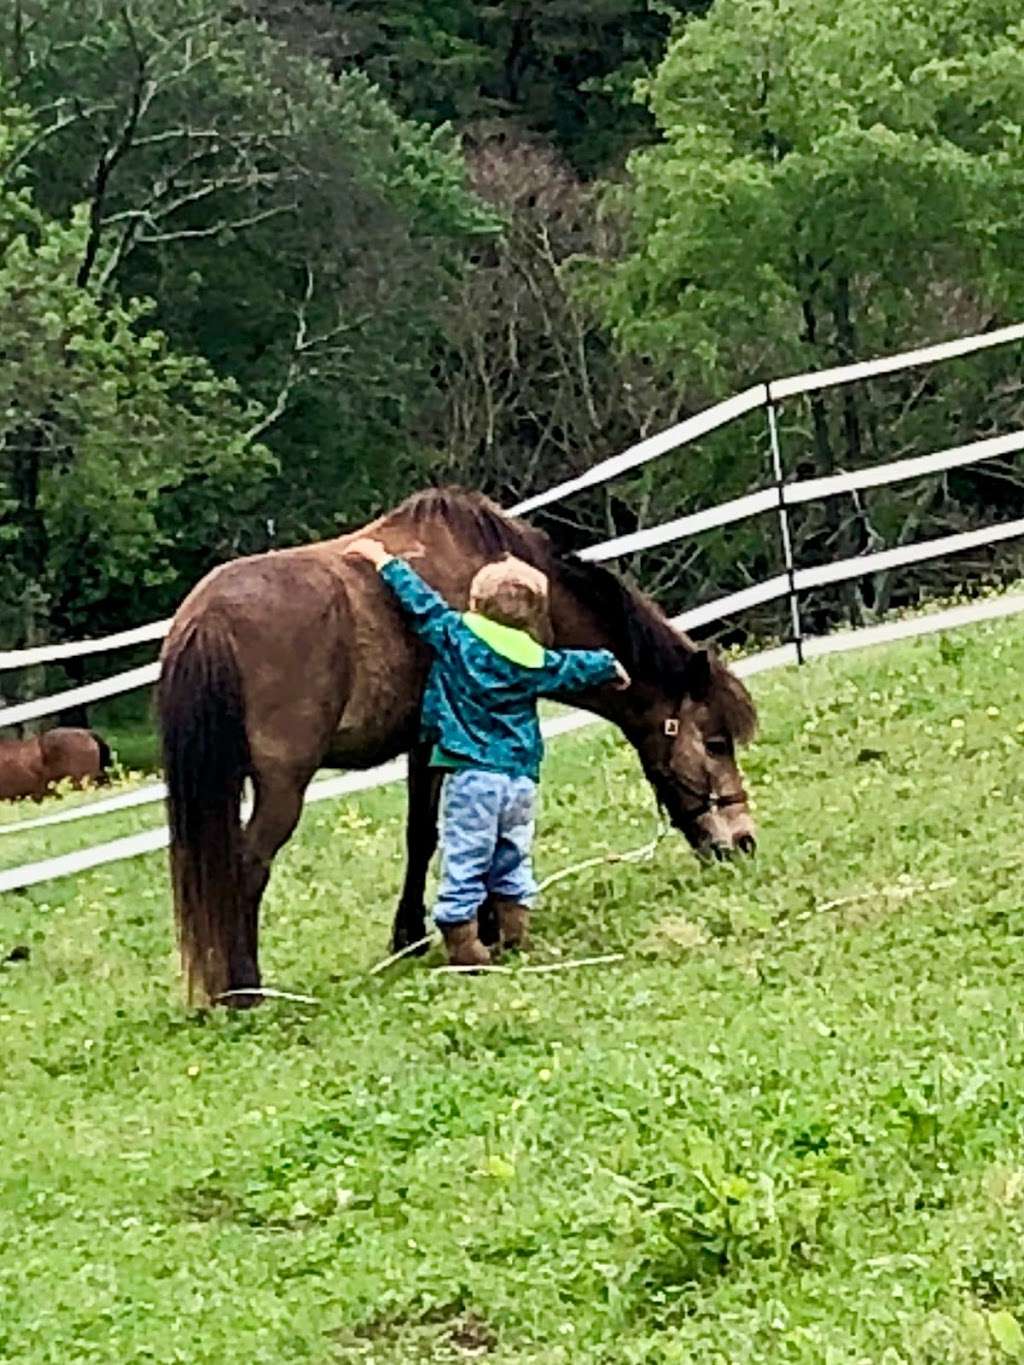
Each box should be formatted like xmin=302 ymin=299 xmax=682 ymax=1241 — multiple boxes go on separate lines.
xmin=91 ymin=731 xmax=112 ymax=784
xmin=158 ymin=616 xmax=251 ymax=1006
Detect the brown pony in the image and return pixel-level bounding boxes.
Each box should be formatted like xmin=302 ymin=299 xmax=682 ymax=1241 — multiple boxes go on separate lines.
xmin=0 ymin=727 xmax=111 ymax=801
xmin=158 ymin=489 xmax=758 ymax=1005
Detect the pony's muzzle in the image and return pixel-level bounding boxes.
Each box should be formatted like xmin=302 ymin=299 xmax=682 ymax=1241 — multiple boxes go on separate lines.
xmin=699 ymin=807 xmax=756 ymax=859
xmin=708 ymin=836 xmax=755 ymax=860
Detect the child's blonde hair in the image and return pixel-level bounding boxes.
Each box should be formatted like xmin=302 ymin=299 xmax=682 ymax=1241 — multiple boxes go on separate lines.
xmin=469 ymin=555 xmax=551 ymax=643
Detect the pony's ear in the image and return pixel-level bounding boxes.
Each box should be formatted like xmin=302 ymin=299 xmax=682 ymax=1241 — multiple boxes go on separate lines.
xmin=684 ymin=648 xmax=712 ymax=701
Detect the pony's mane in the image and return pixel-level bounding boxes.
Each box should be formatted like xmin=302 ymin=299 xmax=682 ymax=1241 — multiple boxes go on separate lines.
xmin=551 ymin=556 xmax=757 ymax=744
xmin=396 ymin=487 xmax=547 ymax=564
xmin=386 ymin=488 xmax=756 ymax=741
xmin=553 ymin=556 xmax=693 ymax=690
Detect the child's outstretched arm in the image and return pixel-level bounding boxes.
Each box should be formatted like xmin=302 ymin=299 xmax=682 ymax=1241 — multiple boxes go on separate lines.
xmin=537 ymin=646 xmax=630 ymax=697
xmin=345 ymin=538 xmax=459 ymax=652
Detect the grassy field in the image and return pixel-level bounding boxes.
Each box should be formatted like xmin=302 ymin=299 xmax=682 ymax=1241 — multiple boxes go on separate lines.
xmin=3 ymin=617 xmax=1024 ymax=1362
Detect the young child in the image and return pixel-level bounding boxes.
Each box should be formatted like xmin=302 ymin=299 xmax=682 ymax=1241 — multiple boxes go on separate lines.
xmin=345 ymin=539 xmax=629 ymax=966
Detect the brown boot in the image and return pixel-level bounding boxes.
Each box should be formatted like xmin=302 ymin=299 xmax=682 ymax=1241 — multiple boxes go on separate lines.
xmin=494 ymin=899 xmax=531 ymax=953
xmin=441 ymin=919 xmax=492 ymax=968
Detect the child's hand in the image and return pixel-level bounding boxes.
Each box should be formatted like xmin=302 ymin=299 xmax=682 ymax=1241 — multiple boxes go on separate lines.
xmin=612 ymin=661 xmax=631 ymax=690
xmin=345 ymin=537 xmax=393 ymax=569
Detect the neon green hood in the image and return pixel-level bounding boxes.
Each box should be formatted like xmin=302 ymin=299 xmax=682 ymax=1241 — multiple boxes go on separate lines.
xmin=462 ymin=611 xmax=545 ymax=669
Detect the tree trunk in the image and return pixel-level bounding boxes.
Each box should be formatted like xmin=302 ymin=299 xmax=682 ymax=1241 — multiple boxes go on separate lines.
xmin=832 ymin=275 xmax=865 ymax=469
xmin=831 ymin=274 xmax=869 ymax=623
xmin=8 ymin=430 xmax=52 ymax=727
xmin=799 ymin=288 xmax=844 ymax=631
xmin=799 ymin=290 xmax=835 ymax=475
xmin=56 ymin=653 xmax=90 ymax=728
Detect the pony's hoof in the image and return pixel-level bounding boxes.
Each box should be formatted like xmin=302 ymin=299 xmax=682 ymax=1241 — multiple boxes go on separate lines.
xmin=391 ymin=909 xmax=430 ymax=956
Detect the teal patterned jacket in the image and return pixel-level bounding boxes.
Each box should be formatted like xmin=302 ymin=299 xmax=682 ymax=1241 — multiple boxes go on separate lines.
xmin=379 ymin=559 xmax=620 ymax=780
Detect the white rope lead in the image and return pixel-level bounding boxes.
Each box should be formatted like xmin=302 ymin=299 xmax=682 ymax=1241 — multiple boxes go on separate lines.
xmin=433 ymin=953 xmax=625 ymax=976
xmin=536 ymin=821 xmax=668 ymax=894
xmin=216 ymin=986 xmax=320 ymax=1005
xmin=367 ymin=934 xmax=435 ymax=976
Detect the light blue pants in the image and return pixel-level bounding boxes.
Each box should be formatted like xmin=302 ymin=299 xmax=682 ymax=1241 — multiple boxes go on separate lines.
xmin=433 ymin=769 xmax=538 ymax=926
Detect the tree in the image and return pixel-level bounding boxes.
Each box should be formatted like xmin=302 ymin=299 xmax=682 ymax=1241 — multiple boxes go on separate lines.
xmin=0 ymin=102 xmax=272 ymax=664
xmin=2 ymin=0 xmax=496 ymax=548
xmin=255 ymin=0 xmax=710 ymax=175
xmin=430 ymin=134 xmax=703 ymax=597
xmin=585 ymin=0 xmax=1024 ymax=626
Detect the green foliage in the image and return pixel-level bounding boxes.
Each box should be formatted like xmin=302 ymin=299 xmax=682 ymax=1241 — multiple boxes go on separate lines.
xmin=0 ymin=0 xmax=496 ymax=614
xmin=592 ymin=0 xmax=1024 ymax=378
xmin=267 ymin=0 xmax=709 ymax=174
xmin=5 ymin=0 xmax=1024 ymax=660
xmin=0 ymin=123 xmax=271 ymax=645
xmin=4 ymin=617 xmax=1024 ymax=1358
xmin=576 ymin=0 xmax=1024 ymax=633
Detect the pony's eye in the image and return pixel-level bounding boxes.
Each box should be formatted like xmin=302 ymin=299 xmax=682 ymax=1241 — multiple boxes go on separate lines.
xmin=705 ymin=736 xmax=732 ymax=757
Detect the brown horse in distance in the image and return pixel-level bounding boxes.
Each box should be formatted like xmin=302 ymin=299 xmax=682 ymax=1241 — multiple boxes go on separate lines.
xmin=0 ymin=728 xmax=111 ymax=801
xmin=158 ymin=488 xmax=758 ymax=1006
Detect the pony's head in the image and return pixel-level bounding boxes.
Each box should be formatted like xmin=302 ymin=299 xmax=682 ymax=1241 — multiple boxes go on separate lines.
xmin=554 ymin=557 xmax=757 ymax=856
xmin=627 ymin=646 xmax=757 ymax=855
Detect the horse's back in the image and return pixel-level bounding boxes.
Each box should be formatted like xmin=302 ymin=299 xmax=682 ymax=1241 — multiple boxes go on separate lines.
xmin=166 ymin=545 xmax=341 ymax=634
xmin=163 ymin=544 xmax=417 ymax=776
xmin=39 ymin=728 xmax=106 ymax=785
xmin=0 ymin=734 xmax=45 ymax=800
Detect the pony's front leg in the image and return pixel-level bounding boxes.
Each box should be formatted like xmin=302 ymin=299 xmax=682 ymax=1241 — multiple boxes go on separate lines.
xmin=391 ymin=745 xmax=442 ymax=952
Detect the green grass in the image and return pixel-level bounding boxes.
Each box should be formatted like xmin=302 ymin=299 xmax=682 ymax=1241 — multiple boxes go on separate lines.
xmin=3 ymin=618 xmax=1024 ymax=1362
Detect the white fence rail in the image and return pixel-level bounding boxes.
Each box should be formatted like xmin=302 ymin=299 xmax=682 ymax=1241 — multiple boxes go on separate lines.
xmin=580 ymin=488 xmax=780 ymax=562
xmin=0 ymin=663 xmax=161 ymax=730
xmin=0 ymin=619 xmax=170 ymax=671
xmin=769 ymin=319 xmax=1024 ymax=401
xmin=665 ymin=513 xmax=1024 ymax=630
xmin=508 ymin=384 xmax=768 ymax=516
xmin=0 ymin=710 xmax=594 ymax=892
xmin=0 ymin=782 xmax=168 ymax=837
xmin=796 ymin=517 xmax=1024 ymax=593
xmin=784 ymin=427 xmax=1024 ymax=507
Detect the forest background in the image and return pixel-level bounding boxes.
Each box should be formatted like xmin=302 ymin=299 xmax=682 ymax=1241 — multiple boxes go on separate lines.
xmin=4 ymin=0 xmax=1024 ymax=707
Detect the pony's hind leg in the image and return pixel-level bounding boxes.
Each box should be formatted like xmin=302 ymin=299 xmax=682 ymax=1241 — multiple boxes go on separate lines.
xmin=391 ymin=745 xmax=442 ymax=953
xmin=231 ymin=767 xmax=307 ymax=1006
